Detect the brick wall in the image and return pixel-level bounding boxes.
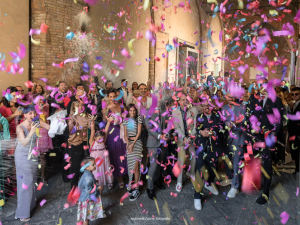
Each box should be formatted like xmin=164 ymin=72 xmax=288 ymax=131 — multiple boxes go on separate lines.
xmin=31 ymin=0 xmax=86 ymax=87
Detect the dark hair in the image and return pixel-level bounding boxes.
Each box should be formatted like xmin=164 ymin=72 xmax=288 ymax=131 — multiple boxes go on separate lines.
xmin=138 ymin=83 xmax=147 ymax=89
xmin=95 ymin=130 xmax=105 ymax=138
xmin=3 ymin=86 xmax=19 ymax=108
xmin=34 ymin=85 xmax=45 ymax=95
xmin=132 ymin=82 xmax=138 ymax=90
xmin=160 ymin=96 xmax=174 ymax=112
xmin=105 ymin=80 xmax=113 ymax=87
xmin=126 ymin=104 xmax=138 ymax=119
xmin=179 ymin=92 xmax=187 ymax=98
xmin=121 ymin=79 xmax=126 ymax=83
xmin=23 ymin=104 xmax=36 ymax=114
xmin=276 ymin=86 xmax=283 ymax=93
xmin=76 ymin=83 xmax=84 ymax=89
xmin=291 ymin=87 xmax=300 ymax=92
xmin=56 ymin=81 xmax=66 ymax=87
xmin=80 ymin=157 xmax=95 ymax=168
xmin=107 ymin=88 xmax=117 ymax=96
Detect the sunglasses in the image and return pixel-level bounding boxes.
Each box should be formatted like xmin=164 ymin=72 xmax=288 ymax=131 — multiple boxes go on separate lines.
xmin=19 ymin=90 xmax=24 ymax=92
xmin=291 ymin=93 xmax=299 ymax=96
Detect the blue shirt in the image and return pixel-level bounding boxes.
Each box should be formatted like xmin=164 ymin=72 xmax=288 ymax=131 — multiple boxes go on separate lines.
xmin=78 ymin=170 xmax=100 ymax=202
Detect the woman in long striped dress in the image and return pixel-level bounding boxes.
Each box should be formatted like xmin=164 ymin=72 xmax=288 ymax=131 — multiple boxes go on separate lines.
xmin=123 ymin=104 xmax=142 ymax=201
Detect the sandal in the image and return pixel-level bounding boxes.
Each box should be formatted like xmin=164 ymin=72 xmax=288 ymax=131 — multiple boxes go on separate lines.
xmin=108 ymin=183 xmax=113 ymax=190
xmin=15 ymin=217 xmax=31 ymax=222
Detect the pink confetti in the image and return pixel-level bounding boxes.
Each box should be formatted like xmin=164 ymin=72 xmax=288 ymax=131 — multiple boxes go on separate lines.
xmin=111 ymin=59 xmax=126 ymax=70
xmin=22 ymin=183 xmax=28 ymax=190
xmin=64 ymin=203 xmax=69 ymax=209
xmin=40 ymin=199 xmax=46 ymax=207
xmin=95 ymin=172 xmax=103 ymax=178
xmin=37 ymin=182 xmax=44 ymax=191
xmin=64 ymin=164 xmax=71 ymax=170
xmin=120 ymin=192 xmax=130 ymax=205
xmin=287 ymin=112 xmax=300 ymax=121
xmin=172 ymin=162 xmax=182 ymax=178
xmin=121 ymin=48 xmax=131 ymax=58
xmin=114 ymin=135 xmax=120 ymax=142
xmin=280 ymin=211 xmax=289 ymax=224
xmin=170 ymin=192 xmax=177 ymax=197
xmin=51 ymin=103 xmax=60 ymax=109
xmin=67 ymin=173 xmax=75 ymax=179
xmin=297 ymin=187 xmax=299 ymax=196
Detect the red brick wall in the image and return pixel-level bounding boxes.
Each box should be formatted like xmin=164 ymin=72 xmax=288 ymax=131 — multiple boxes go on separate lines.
xmin=31 ymin=0 xmax=86 ymax=87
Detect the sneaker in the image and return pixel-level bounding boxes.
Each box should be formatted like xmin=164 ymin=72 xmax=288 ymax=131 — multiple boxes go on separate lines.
xmin=204 ymin=183 xmax=219 ymax=195
xmin=176 ymin=182 xmax=182 ymax=192
xmin=102 ymin=212 xmax=107 ymax=218
xmin=194 ymin=199 xmax=202 ymax=210
xmin=227 ymin=187 xmax=238 ymax=198
xmin=219 ymin=179 xmax=232 ymax=187
xmin=129 ymin=190 xmax=140 ymax=201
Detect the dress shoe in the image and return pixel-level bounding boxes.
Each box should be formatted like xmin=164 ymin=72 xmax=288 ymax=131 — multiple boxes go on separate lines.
xmin=147 ymin=189 xmax=155 ymax=200
xmin=256 ymin=195 xmax=268 ymax=204
xmin=154 ymin=181 xmax=165 ymax=189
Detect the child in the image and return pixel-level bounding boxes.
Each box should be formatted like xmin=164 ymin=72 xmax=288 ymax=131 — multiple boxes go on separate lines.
xmin=77 ymin=157 xmax=106 ymax=225
xmin=89 ymin=118 xmax=113 ymax=193
xmin=36 ymin=98 xmax=53 ymax=184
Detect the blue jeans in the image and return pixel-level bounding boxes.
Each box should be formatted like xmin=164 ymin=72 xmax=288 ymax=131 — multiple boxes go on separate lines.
xmin=229 ymin=144 xmax=244 ymax=189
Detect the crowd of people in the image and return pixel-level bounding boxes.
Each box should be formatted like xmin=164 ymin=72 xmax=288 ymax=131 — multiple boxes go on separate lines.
xmin=0 ymin=73 xmax=299 ymax=224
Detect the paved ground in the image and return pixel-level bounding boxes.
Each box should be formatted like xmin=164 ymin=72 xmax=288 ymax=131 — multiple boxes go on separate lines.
xmin=0 ymin=159 xmax=299 ymax=225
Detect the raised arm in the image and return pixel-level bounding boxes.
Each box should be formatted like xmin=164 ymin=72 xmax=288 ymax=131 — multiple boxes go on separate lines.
xmin=39 ymin=120 xmax=50 ymax=130
xmin=89 ymin=120 xmax=95 ymax=146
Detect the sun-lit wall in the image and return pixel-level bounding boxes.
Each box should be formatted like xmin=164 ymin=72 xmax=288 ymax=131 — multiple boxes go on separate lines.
xmin=203 ymin=15 xmax=223 ymax=76
xmin=89 ymin=1 xmax=150 ymax=89
xmin=0 ymin=0 xmax=29 ymax=96
xmin=166 ymin=0 xmax=202 ymax=83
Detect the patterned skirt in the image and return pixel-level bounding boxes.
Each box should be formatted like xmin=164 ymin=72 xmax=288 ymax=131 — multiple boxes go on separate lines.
xmin=77 ymin=197 xmax=105 ymax=222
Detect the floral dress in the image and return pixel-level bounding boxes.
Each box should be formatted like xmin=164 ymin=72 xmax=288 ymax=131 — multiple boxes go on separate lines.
xmin=77 ymin=170 xmax=105 ymax=222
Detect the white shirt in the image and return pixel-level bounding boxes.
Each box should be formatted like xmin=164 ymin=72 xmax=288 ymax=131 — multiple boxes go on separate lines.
xmin=47 ymin=110 xmax=67 ymax=138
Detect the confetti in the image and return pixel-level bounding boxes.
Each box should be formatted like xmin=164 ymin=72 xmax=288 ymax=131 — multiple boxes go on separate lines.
xmin=40 ymin=199 xmax=46 ymax=207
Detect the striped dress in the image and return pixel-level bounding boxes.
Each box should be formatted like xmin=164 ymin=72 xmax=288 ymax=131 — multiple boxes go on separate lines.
xmin=123 ymin=116 xmax=143 ymax=190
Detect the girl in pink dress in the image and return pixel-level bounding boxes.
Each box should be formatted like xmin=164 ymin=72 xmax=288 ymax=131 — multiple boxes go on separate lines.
xmin=89 ymin=117 xmax=113 ymax=195
xmin=36 ymin=99 xmax=53 ymax=184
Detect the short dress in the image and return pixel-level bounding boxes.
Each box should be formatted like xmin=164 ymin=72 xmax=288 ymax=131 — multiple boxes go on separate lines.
xmin=90 ymin=141 xmax=113 ymax=186
xmin=36 ymin=108 xmax=53 ymax=154
xmin=123 ymin=116 xmax=143 ymax=190
xmin=77 ymin=171 xmax=105 ymax=222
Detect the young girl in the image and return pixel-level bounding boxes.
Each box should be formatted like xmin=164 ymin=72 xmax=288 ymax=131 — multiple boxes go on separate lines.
xmin=36 ymin=98 xmax=53 ymax=184
xmin=77 ymin=157 xmax=106 ymax=225
xmin=123 ymin=104 xmax=143 ymax=201
xmin=89 ymin=117 xmax=114 ymax=192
